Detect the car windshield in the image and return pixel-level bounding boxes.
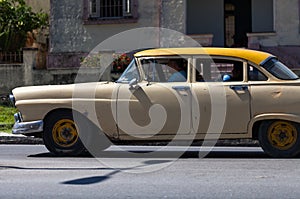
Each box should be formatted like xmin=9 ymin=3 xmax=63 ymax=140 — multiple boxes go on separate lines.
xmin=116 ymin=60 xmax=140 ymax=83
xmin=262 ymin=58 xmax=299 ymax=80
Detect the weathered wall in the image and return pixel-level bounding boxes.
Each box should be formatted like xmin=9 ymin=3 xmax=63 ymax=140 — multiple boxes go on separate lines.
xmin=0 ymin=48 xmax=100 ymax=94
xmin=274 ymin=0 xmax=300 ymax=46
xmin=48 ymin=0 xmax=300 ymax=50
xmin=0 ymin=66 xmax=109 ymax=95
xmin=48 ymin=0 xmax=160 ymax=69
xmin=0 ymin=65 xmax=24 ymax=94
xmin=50 ymin=0 xmax=90 ymax=53
xmin=161 ymin=0 xmax=185 ymax=33
xmin=0 ymin=47 xmax=118 ymax=94
xmin=49 ymin=0 xmax=160 ymax=53
xmin=247 ymin=0 xmax=300 ymax=68
xmin=252 ymin=0 xmax=300 ymax=47
xmin=46 ymin=0 xmax=300 ymax=70
xmin=25 ymin=0 xmax=50 ymax=13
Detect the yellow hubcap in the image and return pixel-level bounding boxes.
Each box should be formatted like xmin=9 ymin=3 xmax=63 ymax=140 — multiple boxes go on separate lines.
xmin=268 ymin=121 xmax=297 ymax=150
xmin=52 ymin=119 xmax=78 ymax=148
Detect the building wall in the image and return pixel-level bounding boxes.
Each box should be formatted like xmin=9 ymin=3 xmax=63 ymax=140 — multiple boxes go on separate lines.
xmin=185 ymin=0 xmax=224 ymax=46
xmin=0 ymin=65 xmax=24 ymax=94
xmin=48 ymin=0 xmax=300 ymax=69
xmin=48 ymin=0 xmax=161 ymax=69
xmin=25 ymin=0 xmax=50 ymax=13
xmin=50 ymin=0 xmax=159 ymax=53
xmin=274 ymin=0 xmax=300 ymax=46
xmin=48 ymin=0 xmax=300 ymax=51
xmin=247 ymin=0 xmax=300 ymax=68
xmin=251 ymin=0 xmax=273 ymax=33
xmin=250 ymin=0 xmax=300 ymax=47
xmin=161 ymin=0 xmax=185 ymax=33
xmin=50 ymin=0 xmax=89 ymax=53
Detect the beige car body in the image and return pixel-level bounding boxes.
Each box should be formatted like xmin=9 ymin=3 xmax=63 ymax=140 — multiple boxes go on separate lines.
xmin=11 ymin=48 xmax=300 ymax=152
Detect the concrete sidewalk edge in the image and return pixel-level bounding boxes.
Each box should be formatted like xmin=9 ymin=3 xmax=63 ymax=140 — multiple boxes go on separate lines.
xmin=0 ymin=132 xmax=259 ymax=146
xmin=0 ymin=133 xmax=43 ymax=144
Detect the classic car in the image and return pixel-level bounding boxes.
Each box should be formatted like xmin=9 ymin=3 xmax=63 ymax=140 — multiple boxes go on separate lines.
xmin=10 ymin=47 xmax=300 ymax=157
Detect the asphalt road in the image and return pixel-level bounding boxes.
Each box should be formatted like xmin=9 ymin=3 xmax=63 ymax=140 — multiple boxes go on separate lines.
xmin=1 ymin=145 xmax=300 ymax=199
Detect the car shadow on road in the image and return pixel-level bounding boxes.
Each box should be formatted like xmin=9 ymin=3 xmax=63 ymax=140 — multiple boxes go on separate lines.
xmin=28 ymin=149 xmax=271 ymax=159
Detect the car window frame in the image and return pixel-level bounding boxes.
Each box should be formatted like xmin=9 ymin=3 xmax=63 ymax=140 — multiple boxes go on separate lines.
xmin=136 ymin=56 xmax=192 ymax=84
xmin=247 ymin=61 xmax=269 ymax=82
xmin=191 ymin=55 xmax=248 ymax=83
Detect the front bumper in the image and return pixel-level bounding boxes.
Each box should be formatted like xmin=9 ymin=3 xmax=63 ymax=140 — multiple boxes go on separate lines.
xmin=12 ymin=112 xmax=43 ymax=135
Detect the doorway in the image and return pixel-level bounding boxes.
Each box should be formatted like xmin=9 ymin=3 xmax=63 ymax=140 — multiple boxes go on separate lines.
xmin=224 ymin=0 xmax=252 ymax=47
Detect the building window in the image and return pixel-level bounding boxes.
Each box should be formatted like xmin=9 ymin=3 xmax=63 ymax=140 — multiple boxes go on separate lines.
xmin=84 ymin=0 xmax=138 ymax=24
xmin=91 ymin=0 xmax=97 ymax=15
xmin=225 ymin=3 xmax=235 ymax=47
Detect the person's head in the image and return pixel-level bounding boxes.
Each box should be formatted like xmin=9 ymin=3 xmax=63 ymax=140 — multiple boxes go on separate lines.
xmin=168 ymin=60 xmax=182 ymax=71
xmin=232 ymin=64 xmax=243 ymax=80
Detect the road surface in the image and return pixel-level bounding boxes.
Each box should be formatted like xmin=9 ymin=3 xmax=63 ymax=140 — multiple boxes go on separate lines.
xmin=1 ymin=145 xmax=300 ymax=198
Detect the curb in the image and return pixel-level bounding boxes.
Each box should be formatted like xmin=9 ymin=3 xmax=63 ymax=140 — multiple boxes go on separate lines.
xmin=215 ymin=139 xmax=259 ymax=147
xmin=0 ymin=132 xmax=259 ymax=146
xmin=0 ymin=133 xmax=43 ymax=144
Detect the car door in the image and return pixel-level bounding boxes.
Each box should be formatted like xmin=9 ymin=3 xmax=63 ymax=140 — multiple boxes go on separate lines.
xmin=116 ymin=57 xmax=192 ymax=138
xmin=191 ymin=57 xmax=251 ymax=136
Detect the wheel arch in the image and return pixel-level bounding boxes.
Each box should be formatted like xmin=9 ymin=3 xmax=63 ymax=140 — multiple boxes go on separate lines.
xmin=249 ymin=113 xmax=300 ymax=139
xmin=43 ymin=108 xmax=93 ymax=132
xmin=44 ymin=108 xmax=74 ymax=123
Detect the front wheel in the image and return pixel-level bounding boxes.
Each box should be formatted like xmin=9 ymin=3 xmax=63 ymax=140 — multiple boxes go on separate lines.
xmin=258 ymin=120 xmax=300 ymax=158
xmin=43 ymin=110 xmax=86 ymax=156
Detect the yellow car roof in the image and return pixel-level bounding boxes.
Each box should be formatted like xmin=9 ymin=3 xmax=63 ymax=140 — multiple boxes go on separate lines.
xmin=134 ymin=48 xmax=274 ymax=65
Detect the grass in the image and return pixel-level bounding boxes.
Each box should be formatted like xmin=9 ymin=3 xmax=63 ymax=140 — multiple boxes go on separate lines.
xmin=0 ymin=105 xmax=17 ymax=133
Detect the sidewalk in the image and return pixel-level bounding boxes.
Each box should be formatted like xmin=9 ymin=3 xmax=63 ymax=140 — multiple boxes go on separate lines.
xmin=0 ymin=132 xmax=43 ymax=144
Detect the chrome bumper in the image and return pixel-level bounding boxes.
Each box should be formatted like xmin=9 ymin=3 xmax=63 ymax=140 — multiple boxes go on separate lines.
xmin=12 ymin=113 xmax=43 ymax=135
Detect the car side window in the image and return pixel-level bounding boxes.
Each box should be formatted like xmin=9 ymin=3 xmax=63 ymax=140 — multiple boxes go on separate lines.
xmin=117 ymin=60 xmax=140 ymax=83
xmin=248 ymin=65 xmax=268 ymax=81
xmin=223 ymin=61 xmax=243 ymax=82
xmin=195 ymin=58 xmax=244 ymax=82
xmin=141 ymin=58 xmax=187 ymax=82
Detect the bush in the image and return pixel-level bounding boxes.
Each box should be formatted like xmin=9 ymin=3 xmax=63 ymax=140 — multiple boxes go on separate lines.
xmin=0 ymin=0 xmax=48 ymax=51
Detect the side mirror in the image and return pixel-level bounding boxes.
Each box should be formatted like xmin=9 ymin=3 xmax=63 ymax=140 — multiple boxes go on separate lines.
xmin=129 ymin=78 xmax=139 ymax=90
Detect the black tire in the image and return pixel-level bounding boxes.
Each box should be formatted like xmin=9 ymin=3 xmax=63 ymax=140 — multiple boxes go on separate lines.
xmin=258 ymin=120 xmax=300 ymax=158
xmin=43 ymin=110 xmax=86 ymax=156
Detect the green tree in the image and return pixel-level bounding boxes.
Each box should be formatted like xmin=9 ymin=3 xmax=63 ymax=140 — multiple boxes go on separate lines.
xmin=0 ymin=0 xmax=48 ymax=51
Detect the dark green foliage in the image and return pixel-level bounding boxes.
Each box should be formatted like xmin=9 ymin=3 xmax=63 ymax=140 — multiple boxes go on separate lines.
xmin=0 ymin=0 xmax=48 ymax=51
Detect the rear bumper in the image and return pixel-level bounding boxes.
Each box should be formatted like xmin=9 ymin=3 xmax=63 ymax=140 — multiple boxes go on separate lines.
xmin=12 ymin=113 xmax=43 ymax=135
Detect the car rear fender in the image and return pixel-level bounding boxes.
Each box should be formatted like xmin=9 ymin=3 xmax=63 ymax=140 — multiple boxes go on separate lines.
xmin=249 ymin=113 xmax=300 ymax=139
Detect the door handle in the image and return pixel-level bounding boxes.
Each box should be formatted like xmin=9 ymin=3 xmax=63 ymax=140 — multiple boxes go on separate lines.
xmin=230 ymin=85 xmax=248 ymax=91
xmin=172 ymin=86 xmax=190 ymax=91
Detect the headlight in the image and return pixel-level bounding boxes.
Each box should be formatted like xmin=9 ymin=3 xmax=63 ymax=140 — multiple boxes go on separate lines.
xmin=9 ymin=94 xmax=15 ymax=106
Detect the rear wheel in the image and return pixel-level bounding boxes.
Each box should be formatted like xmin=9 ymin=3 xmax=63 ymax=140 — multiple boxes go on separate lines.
xmin=258 ymin=120 xmax=300 ymax=158
xmin=43 ymin=110 xmax=86 ymax=156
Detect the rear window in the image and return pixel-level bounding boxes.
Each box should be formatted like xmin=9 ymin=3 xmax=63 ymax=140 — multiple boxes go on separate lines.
xmin=262 ymin=58 xmax=299 ymax=80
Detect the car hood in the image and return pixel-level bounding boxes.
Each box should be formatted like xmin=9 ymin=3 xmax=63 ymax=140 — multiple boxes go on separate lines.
xmin=12 ymin=82 xmax=116 ymax=102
